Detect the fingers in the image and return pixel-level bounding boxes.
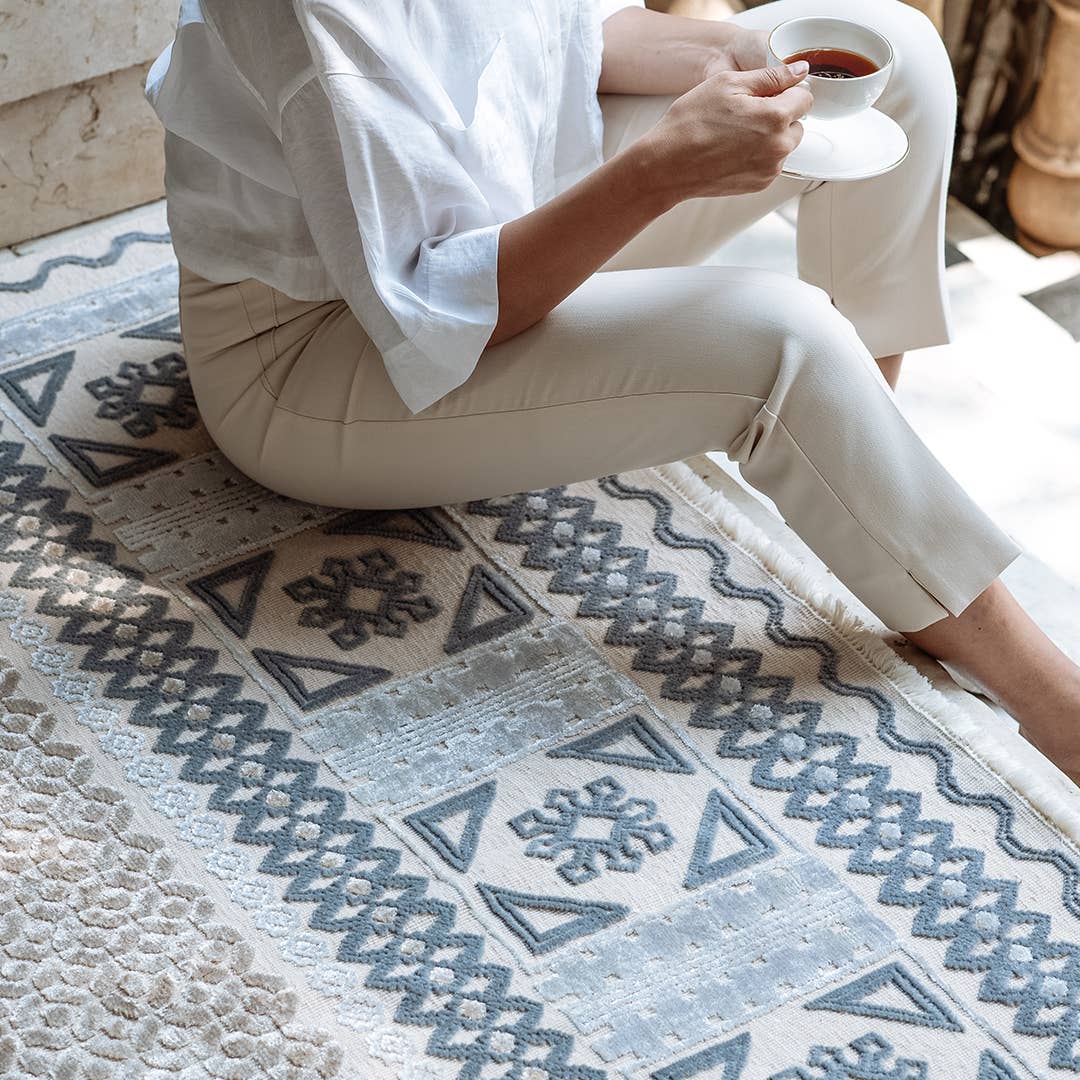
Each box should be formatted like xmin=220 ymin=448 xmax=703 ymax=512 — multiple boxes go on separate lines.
xmin=732 ymin=60 xmax=810 ymax=98
xmin=773 ymin=84 xmax=814 ymax=121
xmin=752 ymin=84 xmax=813 ymax=134
xmin=786 ymin=119 xmax=805 ymax=153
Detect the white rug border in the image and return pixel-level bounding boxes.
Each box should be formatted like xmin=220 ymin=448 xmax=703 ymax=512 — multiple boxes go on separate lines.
xmin=654 ymin=458 xmax=1080 ymax=851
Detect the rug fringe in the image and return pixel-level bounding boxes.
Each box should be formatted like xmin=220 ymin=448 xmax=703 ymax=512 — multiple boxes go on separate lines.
xmin=655 ymin=460 xmax=1080 ymax=846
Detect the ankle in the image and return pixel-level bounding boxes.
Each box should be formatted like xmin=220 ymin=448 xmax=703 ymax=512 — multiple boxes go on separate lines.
xmin=1008 ymin=663 xmax=1080 ymax=735
xmin=874 ymin=353 xmax=903 ymax=389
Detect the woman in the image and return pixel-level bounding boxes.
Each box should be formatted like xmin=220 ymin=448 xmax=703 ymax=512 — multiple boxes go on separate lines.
xmin=147 ymin=0 xmax=1080 ymax=779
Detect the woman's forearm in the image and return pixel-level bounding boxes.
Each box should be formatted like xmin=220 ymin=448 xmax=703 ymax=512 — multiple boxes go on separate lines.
xmin=487 ymin=140 xmax=675 ymax=347
xmin=487 ymin=50 xmax=811 ymax=348
xmin=598 ymin=6 xmax=743 ymax=95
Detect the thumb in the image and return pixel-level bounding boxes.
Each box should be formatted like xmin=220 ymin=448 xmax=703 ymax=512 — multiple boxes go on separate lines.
xmin=736 ymin=60 xmax=810 ymax=97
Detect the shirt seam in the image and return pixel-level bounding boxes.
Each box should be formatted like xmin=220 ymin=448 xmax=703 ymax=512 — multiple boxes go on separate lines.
xmin=278 ymin=71 xmax=321 ymax=117
xmin=279 ymin=69 xmax=404 ymax=114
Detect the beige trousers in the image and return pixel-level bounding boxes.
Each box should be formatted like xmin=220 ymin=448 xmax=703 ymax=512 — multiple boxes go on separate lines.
xmin=176 ymin=0 xmax=1021 ymax=632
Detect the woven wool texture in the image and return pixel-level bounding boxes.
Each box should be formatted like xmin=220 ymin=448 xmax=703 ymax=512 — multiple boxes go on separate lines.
xmin=0 ymin=205 xmax=1077 ymax=1079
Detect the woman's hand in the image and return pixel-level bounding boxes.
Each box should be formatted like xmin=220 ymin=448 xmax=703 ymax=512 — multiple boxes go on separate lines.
xmin=486 ymin=35 xmax=810 ymax=348
xmin=634 ymin=60 xmax=813 ymax=201
xmin=599 ymin=9 xmax=774 ymax=96
xmin=705 ymin=27 xmax=771 ymax=78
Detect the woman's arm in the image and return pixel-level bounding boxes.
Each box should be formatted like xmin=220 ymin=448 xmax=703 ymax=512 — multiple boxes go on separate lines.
xmin=598 ymin=6 xmax=770 ymax=95
xmin=488 ymin=142 xmax=671 ymax=347
xmin=487 ymin=61 xmax=811 ymax=347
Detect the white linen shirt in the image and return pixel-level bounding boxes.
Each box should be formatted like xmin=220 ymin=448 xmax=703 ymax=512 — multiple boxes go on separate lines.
xmin=146 ymin=0 xmax=644 ymax=414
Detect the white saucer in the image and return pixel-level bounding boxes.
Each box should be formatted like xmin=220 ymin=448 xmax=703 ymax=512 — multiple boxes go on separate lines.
xmin=781 ymin=108 xmax=909 ymax=182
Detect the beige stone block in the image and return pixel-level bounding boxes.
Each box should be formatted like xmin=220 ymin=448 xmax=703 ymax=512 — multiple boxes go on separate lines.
xmin=0 ymin=61 xmax=165 ymax=249
xmin=0 ymin=0 xmax=177 ymax=106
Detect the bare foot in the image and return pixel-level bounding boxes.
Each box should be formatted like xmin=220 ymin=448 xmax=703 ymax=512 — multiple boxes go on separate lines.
xmin=875 ymin=352 xmax=903 ymax=389
xmin=1018 ymin=717 xmax=1080 ymax=787
xmin=905 ymin=580 xmax=1080 ymax=788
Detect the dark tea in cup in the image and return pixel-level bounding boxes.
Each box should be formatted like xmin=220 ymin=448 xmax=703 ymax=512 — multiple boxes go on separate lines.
xmin=783 ymin=47 xmax=879 ymax=79
xmin=769 ymin=18 xmax=893 ymax=118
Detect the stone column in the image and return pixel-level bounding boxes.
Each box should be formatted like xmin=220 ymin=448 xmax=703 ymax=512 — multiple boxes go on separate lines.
xmin=1008 ymin=0 xmax=1080 ymax=251
xmin=0 ymin=0 xmax=177 ymax=249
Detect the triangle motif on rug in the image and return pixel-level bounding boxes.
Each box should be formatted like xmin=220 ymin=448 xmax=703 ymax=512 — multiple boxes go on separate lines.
xmin=0 ymin=350 xmax=74 ymax=426
xmin=650 ymin=1032 xmax=750 ymax=1080
xmin=120 ymin=312 xmax=183 ymax=343
xmin=252 ymin=648 xmax=391 ymax=711
xmin=977 ymin=1050 xmax=1022 ymax=1080
xmin=49 ymin=434 xmax=178 ymax=487
xmin=476 ymin=883 xmax=628 ymax=955
xmin=324 ymin=507 xmax=463 ymax=550
xmin=444 ymin=564 xmax=533 ymax=655
xmin=404 ymin=780 xmax=497 ymax=872
xmin=684 ymin=788 xmax=776 ymax=888
xmin=806 ymin=961 xmax=964 ymax=1032
xmin=188 ymin=550 xmax=275 ymax=639
xmin=549 ymin=713 xmax=695 ymax=774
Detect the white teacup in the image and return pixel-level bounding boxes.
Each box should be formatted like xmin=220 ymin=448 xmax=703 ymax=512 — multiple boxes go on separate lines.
xmin=767 ymin=17 xmax=893 ymax=122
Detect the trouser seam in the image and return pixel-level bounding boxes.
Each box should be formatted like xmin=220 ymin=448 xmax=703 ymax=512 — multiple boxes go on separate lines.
xmin=263 ymin=386 xmax=774 ymax=426
xmin=234 ymin=281 xmax=280 ymax=401
xmin=759 ymin=403 xmax=949 ymax=615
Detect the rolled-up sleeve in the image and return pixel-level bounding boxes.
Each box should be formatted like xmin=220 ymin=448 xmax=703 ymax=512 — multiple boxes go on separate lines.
xmin=280 ymin=73 xmax=502 ymax=415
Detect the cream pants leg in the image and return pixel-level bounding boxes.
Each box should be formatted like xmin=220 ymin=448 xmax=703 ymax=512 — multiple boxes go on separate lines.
xmin=599 ymin=0 xmax=953 ymax=356
xmin=177 ymin=0 xmax=1020 ymax=633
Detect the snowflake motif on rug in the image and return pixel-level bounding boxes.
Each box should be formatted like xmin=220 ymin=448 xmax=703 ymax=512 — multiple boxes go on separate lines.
xmin=464 ymin=479 xmax=1080 ymax=1071
xmin=509 ymin=774 xmax=675 ymax=885
xmin=0 ymin=377 xmax=1074 ymax=1080
xmin=283 ymin=548 xmax=441 ymax=650
xmin=770 ymin=1032 xmax=927 ymax=1080
xmin=84 ymin=353 xmax=198 ymax=437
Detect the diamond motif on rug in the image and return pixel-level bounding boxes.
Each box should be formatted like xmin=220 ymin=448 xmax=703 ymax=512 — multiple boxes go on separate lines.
xmin=84 ymin=352 xmax=197 ymax=437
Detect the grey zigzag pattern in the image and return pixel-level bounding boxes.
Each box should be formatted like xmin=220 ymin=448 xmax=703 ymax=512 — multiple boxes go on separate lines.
xmin=0 ymin=439 xmax=602 ymax=1080
xmin=0 ymin=231 xmax=173 ymax=293
xmin=466 ymin=479 xmax=1080 ymax=1071
xmin=4 ymin=420 xmax=1077 ymax=1070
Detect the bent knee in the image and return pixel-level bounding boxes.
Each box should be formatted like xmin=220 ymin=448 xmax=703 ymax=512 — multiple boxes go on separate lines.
xmin=876 ymin=1 xmax=955 ymax=104
xmin=706 ymin=272 xmax=855 ymax=380
xmin=758 ymin=278 xmax=880 ymax=390
xmin=758 ymin=275 xmax=852 ymax=351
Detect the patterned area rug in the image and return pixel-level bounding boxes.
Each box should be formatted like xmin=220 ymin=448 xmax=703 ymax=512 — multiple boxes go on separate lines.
xmin=1 ymin=205 xmax=1078 ymax=1080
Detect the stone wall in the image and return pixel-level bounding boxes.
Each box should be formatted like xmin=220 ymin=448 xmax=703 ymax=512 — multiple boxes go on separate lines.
xmin=0 ymin=0 xmax=177 ymax=249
